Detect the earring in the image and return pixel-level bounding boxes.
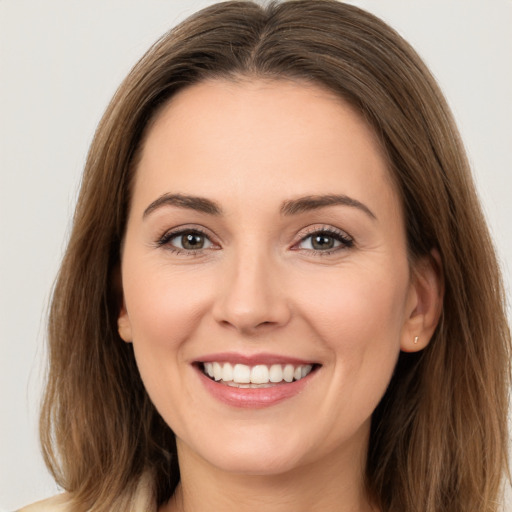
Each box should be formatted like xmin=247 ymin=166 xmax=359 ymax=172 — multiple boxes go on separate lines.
xmin=414 ymin=336 xmax=419 ymax=344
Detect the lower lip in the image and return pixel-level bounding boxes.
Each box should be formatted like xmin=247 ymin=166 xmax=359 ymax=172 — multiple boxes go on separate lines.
xmin=196 ymin=366 xmax=316 ymax=409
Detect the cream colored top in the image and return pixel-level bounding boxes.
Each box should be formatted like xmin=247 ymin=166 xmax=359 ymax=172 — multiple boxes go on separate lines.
xmin=18 ymin=491 xmax=155 ymax=512
xmin=18 ymin=474 xmax=156 ymax=512
xmin=18 ymin=494 xmax=72 ymax=512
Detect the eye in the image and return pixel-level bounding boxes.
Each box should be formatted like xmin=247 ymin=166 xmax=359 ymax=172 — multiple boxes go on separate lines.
xmin=296 ymin=228 xmax=353 ymax=253
xmin=157 ymin=228 xmax=215 ymax=253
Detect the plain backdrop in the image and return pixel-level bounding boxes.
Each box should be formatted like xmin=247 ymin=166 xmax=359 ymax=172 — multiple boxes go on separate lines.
xmin=1 ymin=1 xmax=511 ymax=510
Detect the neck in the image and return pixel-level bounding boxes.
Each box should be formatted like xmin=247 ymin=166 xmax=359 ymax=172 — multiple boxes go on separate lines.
xmin=162 ymin=433 xmax=377 ymax=512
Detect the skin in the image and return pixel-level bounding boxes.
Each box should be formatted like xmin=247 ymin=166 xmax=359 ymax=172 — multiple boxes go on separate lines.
xmin=118 ymin=79 xmax=442 ymax=512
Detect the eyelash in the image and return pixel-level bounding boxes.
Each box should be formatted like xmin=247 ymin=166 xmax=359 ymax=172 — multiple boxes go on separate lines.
xmin=156 ymin=226 xmax=354 ymax=256
xmin=294 ymin=226 xmax=354 ymax=255
xmin=156 ymin=227 xmax=215 ymax=255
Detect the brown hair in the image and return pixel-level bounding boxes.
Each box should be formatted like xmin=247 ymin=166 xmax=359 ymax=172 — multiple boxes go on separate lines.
xmin=40 ymin=1 xmax=510 ymax=510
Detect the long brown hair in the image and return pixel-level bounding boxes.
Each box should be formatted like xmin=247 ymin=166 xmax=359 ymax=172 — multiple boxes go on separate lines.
xmin=40 ymin=1 xmax=510 ymax=510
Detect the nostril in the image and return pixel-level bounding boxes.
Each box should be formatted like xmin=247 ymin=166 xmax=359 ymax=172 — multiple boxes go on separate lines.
xmin=211 ymin=273 xmax=292 ymax=332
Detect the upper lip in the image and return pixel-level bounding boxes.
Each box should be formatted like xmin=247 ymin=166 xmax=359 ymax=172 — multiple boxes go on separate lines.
xmin=195 ymin=352 xmax=318 ymax=366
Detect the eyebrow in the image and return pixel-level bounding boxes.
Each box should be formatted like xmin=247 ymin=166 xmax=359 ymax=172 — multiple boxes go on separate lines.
xmin=143 ymin=192 xmax=376 ymax=220
xmin=143 ymin=193 xmax=223 ymax=218
xmin=280 ymin=194 xmax=376 ymax=220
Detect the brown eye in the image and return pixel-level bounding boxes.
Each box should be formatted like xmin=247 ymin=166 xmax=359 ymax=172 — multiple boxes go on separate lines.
xmin=180 ymin=233 xmax=206 ymax=250
xmin=160 ymin=230 xmax=214 ymax=252
xmin=311 ymin=234 xmax=336 ymax=250
xmin=297 ymin=229 xmax=353 ymax=252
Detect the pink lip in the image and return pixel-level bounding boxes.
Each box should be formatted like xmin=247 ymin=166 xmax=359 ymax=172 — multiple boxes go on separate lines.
xmin=194 ymin=362 xmax=319 ymax=409
xmin=196 ymin=352 xmax=316 ymax=366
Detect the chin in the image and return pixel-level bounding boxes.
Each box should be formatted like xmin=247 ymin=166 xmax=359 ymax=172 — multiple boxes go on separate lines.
xmin=177 ymin=427 xmax=313 ymax=476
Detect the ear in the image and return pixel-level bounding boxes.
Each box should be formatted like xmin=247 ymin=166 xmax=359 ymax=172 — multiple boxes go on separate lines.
xmin=118 ymin=301 xmax=133 ymax=343
xmin=112 ymin=264 xmax=133 ymax=343
xmin=400 ymin=249 xmax=444 ymax=353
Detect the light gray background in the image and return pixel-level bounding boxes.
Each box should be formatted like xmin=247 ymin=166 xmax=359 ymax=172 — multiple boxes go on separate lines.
xmin=1 ymin=1 xmax=511 ymax=510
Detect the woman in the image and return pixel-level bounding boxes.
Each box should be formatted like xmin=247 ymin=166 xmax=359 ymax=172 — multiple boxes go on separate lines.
xmin=19 ymin=1 xmax=510 ymax=511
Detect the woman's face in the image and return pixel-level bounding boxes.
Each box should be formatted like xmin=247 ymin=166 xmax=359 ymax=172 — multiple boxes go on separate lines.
xmin=118 ymin=79 xmax=426 ymax=476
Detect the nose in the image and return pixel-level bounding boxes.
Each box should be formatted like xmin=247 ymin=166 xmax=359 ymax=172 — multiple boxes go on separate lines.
xmin=212 ymin=247 xmax=292 ymax=335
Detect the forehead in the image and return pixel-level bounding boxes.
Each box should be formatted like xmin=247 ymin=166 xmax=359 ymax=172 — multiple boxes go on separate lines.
xmin=132 ymin=78 xmax=399 ymax=219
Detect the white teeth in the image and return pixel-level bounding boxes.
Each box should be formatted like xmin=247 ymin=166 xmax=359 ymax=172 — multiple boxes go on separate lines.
xmin=301 ymin=365 xmax=313 ymax=378
xmin=204 ymin=362 xmax=214 ymax=378
xmin=202 ymin=362 xmax=314 ymax=385
xmin=269 ymin=364 xmax=283 ymax=383
xmin=233 ymin=363 xmax=251 ymax=383
xmin=222 ymin=362 xmax=233 ymax=381
xmin=213 ymin=362 xmax=222 ymax=381
xmin=283 ymin=364 xmax=294 ymax=383
xmin=226 ymin=382 xmax=274 ymax=388
xmin=250 ymin=365 xmax=269 ymax=384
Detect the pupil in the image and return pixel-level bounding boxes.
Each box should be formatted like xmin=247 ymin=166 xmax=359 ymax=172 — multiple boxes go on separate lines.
xmin=312 ymin=234 xmax=334 ymax=250
xmin=182 ymin=233 xmax=203 ymax=250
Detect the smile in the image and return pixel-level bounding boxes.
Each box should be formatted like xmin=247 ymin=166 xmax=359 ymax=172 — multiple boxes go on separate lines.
xmin=201 ymin=362 xmax=314 ymax=387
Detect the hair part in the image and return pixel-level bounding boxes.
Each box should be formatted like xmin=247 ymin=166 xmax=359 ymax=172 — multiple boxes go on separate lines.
xmin=40 ymin=1 xmax=510 ymax=511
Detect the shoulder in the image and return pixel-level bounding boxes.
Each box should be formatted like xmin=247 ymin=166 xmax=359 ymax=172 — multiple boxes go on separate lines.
xmin=15 ymin=473 xmax=155 ymax=512
xmin=17 ymin=494 xmax=71 ymax=512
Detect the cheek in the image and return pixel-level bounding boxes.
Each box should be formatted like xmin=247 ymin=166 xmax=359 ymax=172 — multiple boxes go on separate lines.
xmin=296 ymin=264 xmax=408 ymax=408
xmin=299 ymin=265 xmax=408 ymax=346
xmin=121 ymin=262 xmax=215 ymax=410
xmin=123 ymin=262 xmax=214 ymax=349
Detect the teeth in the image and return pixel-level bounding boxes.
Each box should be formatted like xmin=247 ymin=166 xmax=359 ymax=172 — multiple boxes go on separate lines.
xmin=283 ymin=364 xmax=294 ymax=383
xmin=269 ymin=364 xmax=283 ymax=383
xmin=204 ymin=362 xmax=214 ymax=378
xmin=222 ymin=362 xmax=233 ymax=381
xmin=233 ymin=364 xmax=251 ymax=383
xmin=213 ymin=362 xmax=222 ymax=381
xmin=250 ymin=364 xmax=269 ymax=384
xmin=202 ymin=362 xmax=314 ymax=385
